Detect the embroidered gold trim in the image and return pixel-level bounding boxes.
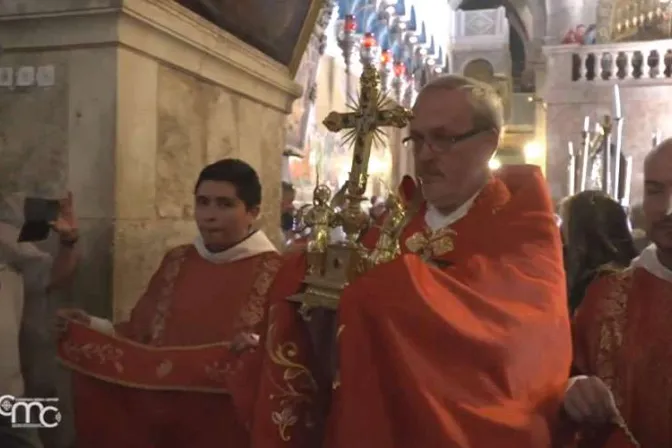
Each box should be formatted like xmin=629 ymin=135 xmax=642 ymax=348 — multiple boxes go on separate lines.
xmin=61 ymin=341 xmax=124 ymax=373
xmin=265 ymin=305 xmax=318 ymax=441
xmin=149 ymin=245 xmax=190 ymax=344
xmin=234 ymin=254 xmax=282 ymax=331
xmin=58 ymin=359 xmax=230 ymax=394
xmin=595 ymin=268 xmax=633 ymax=409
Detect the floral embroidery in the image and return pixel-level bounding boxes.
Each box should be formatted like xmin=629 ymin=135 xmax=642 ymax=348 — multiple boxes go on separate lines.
xmin=156 ymin=359 xmax=173 ymax=378
xmin=61 ymin=341 xmax=124 ymax=373
xmin=204 ymin=359 xmax=234 ymax=383
xmin=265 ymin=305 xmax=318 ymax=441
xmin=595 ymin=268 xmax=633 ymax=408
xmin=234 ymin=254 xmax=282 ymax=331
xmin=149 ymin=245 xmax=190 ymax=345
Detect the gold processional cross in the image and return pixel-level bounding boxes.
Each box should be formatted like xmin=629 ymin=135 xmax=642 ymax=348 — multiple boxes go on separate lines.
xmin=322 ymin=63 xmax=413 ymax=245
xmin=287 ymin=62 xmax=412 ymax=312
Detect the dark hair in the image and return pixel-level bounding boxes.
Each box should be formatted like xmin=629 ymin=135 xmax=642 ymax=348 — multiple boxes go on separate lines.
xmin=561 ymin=190 xmax=637 ymax=312
xmin=194 ymin=159 xmax=261 ymax=210
xmin=282 ymin=182 xmax=295 ymax=194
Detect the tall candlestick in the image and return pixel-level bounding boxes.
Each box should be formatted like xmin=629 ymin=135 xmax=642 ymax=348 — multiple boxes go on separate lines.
xmin=622 ymin=156 xmax=633 ymax=208
xmin=613 ymin=84 xmax=622 ymax=119
xmin=580 ymin=128 xmax=590 ymax=191
xmin=612 ymin=84 xmax=624 ymax=200
xmin=568 ymin=141 xmax=576 ymax=196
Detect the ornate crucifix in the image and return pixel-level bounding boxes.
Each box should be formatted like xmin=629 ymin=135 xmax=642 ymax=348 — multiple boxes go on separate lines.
xmin=322 ymin=63 xmax=413 ymax=246
xmin=287 ymin=62 xmax=412 ymax=313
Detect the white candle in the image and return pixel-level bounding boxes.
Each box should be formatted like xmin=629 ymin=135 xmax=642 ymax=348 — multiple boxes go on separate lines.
xmin=568 ymin=142 xmax=576 ymax=196
xmin=613 ymin=84 xmax=622 ymax=118
xmin=583 ymin=116 xmax=590 ymax=132
xmin=622 ymin=156 xmax=633 ymax=208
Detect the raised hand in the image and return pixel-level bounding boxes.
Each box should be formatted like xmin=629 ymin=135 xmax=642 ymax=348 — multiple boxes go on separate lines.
xmin=49 ymin=192 xmax=79 ymax=243
xmin=56 ymin=308 xmax=91 ymax=336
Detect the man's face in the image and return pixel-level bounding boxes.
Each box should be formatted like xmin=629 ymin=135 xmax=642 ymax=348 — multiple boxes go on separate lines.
xmin=409 ymin=88 xmax=498 ymax=211
xmin=194 ymin=180 xmax=258 ymax=249
xmin=281 ymin=190 xmax=295 ymax=213
xmin=643 ymin=150 xmax=672 ymax=250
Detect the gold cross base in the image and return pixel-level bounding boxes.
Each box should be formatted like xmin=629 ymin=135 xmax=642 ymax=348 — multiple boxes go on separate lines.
xmin=287 ymin=243 xmax=366 ymax=316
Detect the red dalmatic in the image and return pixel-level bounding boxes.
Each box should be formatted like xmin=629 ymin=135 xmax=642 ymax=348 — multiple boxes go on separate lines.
xmin=58 ymin=233 xmax=281 ymax=448
xmin=571 ymin=246 xmax=672 ymax=448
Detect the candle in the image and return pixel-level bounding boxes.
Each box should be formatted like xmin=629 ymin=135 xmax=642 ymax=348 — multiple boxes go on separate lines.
xmin=622 ymin=156 xmax=633 ymax=208
xmin=568 ymin=142 xmax=576 ymax=196
xmin=613 ymin=84 xmax=622 ymax=118
xmin=583 ymin=116 xmax=590 ymax=132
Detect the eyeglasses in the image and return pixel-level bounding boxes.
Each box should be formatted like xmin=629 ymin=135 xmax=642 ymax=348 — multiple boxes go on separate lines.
xmin=402 ymin=128 xmax=488 ymax=152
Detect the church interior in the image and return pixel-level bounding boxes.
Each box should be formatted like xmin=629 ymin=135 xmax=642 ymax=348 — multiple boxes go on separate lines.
xmin=1 ymin=0 xmax=671 ymax=323
xmin=0 ymin=0 xmax=672 ymax=443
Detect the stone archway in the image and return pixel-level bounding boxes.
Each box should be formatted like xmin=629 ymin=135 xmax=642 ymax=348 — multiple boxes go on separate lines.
xmin=463 ymin=58 xmax=496 ymax=82
xmin=453 ymin=0 xmax=546 ymax=90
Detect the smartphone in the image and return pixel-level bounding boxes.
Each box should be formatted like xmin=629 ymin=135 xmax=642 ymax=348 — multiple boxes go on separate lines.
xmin=17 ymin=197 xmax=60 ymax=242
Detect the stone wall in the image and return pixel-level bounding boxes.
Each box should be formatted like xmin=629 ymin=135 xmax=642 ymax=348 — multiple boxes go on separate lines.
xmin=0 ymin=0 xmax=300 ymax=322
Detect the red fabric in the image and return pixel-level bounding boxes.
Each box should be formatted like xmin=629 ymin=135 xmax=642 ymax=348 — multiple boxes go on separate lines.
xmin=249 ymin=165 xmax=572 ymax=447
xmin=71 ymin=374 xmax=248 ymax=448
xmin=245 ymin=252 xmax=328 ymax=447
xmin=599 ymin=426 xmax=640 ymax=448
xmin=59 ymin=321 xmax=233 ymax=390
xmin=398 ymin=174 xmax=417 ymax=204
xmin=327 ymin=165 xmax=571 ymax=447
xmin=58 ymin=248 xmax=281 ymax=448
xmin=573 ymin=267 xmax=672 ymax=447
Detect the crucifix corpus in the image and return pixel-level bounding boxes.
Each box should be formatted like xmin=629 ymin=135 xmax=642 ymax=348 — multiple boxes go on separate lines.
xmin=287 ymin=56 xmax=413 ymax=316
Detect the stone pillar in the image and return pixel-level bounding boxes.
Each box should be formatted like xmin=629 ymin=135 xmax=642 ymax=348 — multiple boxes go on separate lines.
xmin=0 ymin=0 xmax=301 ymax=320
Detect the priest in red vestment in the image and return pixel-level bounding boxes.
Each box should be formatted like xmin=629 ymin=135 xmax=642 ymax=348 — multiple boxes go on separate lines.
xmin=235 ymin=75 xmax=572 ymax=447
xmin=56 ymin=159 xmax=282 ymax=448
xmin=564 ymin=139 xmax=672 ymax=447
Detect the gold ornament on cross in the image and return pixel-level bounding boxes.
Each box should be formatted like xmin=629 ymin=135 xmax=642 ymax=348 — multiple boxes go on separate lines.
xmin=287 ymin=61 xmax=413 ymax=313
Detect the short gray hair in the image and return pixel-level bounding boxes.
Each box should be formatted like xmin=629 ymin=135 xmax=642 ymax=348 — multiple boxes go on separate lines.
xmin=419 ymin=74 xmax=504 ymax=134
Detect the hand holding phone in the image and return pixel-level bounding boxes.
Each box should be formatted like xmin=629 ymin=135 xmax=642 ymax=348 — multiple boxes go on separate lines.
xmin=18 ymin=197 xmax=61 ymax=242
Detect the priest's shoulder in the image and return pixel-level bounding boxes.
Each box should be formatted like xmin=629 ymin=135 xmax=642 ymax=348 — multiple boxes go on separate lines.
xmin=163 ymin=244 xmax=193 ymax=261
xmin=496 ymin=164 xmax=546 ymax=194
xmin=591 ymin=264 xmax=634 ymax=289
xmin=579 ymin=265 xmax=634 ymax=316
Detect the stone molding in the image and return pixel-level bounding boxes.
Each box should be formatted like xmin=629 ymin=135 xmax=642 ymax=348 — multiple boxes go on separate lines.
xmin=0 ymin=0 xmax=302 ymax=113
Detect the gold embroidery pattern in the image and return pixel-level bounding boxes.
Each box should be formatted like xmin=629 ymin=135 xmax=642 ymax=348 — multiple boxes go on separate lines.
xmin=595 ymin=268 xmax=633 ymax=408
xmin=265 ymin=305 xmax=318 ymax=442
xmin=234 ymin=254 xmax=282 ymax=331
xmin=61 ymin=341 xmax=124 ymax=373
xmin=405 ymin=227 xmax=456 ymax=259
xmin=204 ymin=359 xmax=234 ymax=383
xmin=149 ymin=245 xmax=190 ymax=345
xmin=332 ymin=324 xmax=345 ymax=390
xmin=156 ymin=359 xmax=173 ymax=378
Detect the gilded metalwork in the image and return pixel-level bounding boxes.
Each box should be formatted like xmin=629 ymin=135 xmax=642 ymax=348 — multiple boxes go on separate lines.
xmin=368 ymin=193 xmax=411 ymax=265
xmin=405 ymin=227 xmax=457 ymax=260
xmin=574 ymin=113 xmax=632 ymax=205
xmin=287 ymin=62 xmax=413 ymax=312
xmin=599 ymin=0 xmax=672 ymax=42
